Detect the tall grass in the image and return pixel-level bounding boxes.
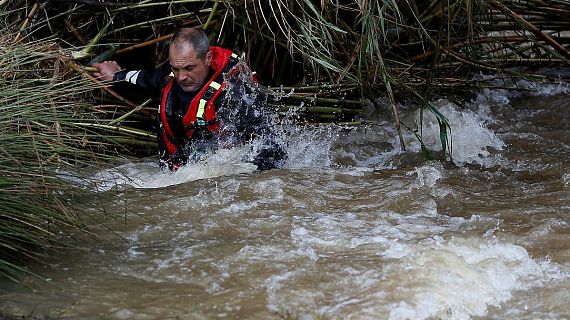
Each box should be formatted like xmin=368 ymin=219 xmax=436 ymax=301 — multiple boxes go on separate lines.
xmin=0 ymin=27 xmax=126 ymax=281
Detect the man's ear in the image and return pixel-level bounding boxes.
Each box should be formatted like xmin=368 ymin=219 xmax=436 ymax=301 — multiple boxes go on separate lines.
xmin=205 ymin=51 xmax=213 ymax=65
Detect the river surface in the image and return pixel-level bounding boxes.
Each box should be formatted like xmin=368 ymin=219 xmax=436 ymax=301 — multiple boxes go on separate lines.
xmin=1 ymin=83 xmax=569 ymax=319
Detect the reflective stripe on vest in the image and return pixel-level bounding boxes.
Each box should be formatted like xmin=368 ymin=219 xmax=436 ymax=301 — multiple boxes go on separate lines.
xmin=196 ymin=80 xmax=222 ymax=125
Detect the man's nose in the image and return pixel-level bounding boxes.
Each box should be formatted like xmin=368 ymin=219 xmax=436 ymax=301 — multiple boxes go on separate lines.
xmin=177 ymin=71 xmax=187 ymax=81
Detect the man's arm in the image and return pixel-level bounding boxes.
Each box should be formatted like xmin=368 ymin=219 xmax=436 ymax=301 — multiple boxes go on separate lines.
xmin=91 ymin=61 xmax=168 ymax=93
xmin=91 ymin=61 xmax=121 ymax=82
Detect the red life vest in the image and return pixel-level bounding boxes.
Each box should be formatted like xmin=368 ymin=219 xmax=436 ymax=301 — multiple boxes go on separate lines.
xmin=158 ymin=47 xmax=239 ymax=163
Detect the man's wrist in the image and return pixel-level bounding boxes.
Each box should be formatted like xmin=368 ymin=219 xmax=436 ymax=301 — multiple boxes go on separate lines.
xmin=112 ymin=70 xmax=126 ymax=82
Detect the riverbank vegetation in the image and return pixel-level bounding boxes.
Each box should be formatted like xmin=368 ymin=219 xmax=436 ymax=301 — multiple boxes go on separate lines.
xmin=0 ymin=36 xmax=128 ymax=282
xmin=1 ymin=0 xmax=569 ymax=282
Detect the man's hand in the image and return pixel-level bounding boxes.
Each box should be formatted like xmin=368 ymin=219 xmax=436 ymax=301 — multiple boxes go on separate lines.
xmin=91 ymin=61 xmax=122 ymax=82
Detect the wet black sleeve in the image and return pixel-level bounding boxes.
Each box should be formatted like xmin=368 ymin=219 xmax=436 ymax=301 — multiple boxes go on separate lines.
xmin=113 ymin=65 xmax=171 ymax=95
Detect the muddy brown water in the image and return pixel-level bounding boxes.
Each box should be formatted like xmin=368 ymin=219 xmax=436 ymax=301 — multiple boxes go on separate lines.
xmin=1 ymin=86 xmax=569 ymax=319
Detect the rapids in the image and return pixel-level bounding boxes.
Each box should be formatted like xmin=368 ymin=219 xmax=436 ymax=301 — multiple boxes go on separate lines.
xmin=0 ymin=83 xmax=569 ymax=319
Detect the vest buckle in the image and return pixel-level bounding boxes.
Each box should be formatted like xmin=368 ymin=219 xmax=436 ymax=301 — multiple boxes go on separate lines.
xmin=196 ymin=118 xmax=207 ymax=126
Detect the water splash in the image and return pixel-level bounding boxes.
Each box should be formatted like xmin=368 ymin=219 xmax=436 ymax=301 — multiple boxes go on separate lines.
xmin=382 ymin=237 xmax=561 ymax=320
xmin=265 ymin=234 xmax=565 ymax=320
xmin=473 ymin=73 xmax=569 ymax=105
xmin=89 ymin=147 xmax=256 ymax=191
xmin=404 ymin=99 xmax=505 ymax=166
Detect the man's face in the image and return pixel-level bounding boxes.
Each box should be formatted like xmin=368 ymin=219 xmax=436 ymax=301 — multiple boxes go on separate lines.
xmin=169 ymin=44 xmax=212 ymax=93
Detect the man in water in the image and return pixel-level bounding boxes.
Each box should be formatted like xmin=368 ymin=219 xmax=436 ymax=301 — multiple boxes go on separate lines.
xmin=92 ymin=27 xmax=286 ymax=171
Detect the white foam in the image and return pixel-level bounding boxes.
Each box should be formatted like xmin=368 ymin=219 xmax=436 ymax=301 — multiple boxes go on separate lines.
xmin=413 ymin=163 xmax=444 ymax=188
xmin=264 ymin=203 xmax=564 ymax=319
xmin=281 ymin=124 xmax=335 ymax=169
xmin=388 ymin=238 xmax=565 ymax=319
xmin=475 ymin=87 xmax=513 ymax=106
xmin=89 ymin=147 xmax=257 ymax=191
xmin=265 ymin=236 xmax=565 ymax=320
xmin=405 ymin=99 xmax=505 ymax=166
xmin=472 ymin=73 xmax=569 ymax=101
xmin=252 ymin=177 xmax=285 ymax=201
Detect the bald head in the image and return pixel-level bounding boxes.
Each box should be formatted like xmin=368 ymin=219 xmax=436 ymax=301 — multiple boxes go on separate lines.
xmin=170 ymin=28 xmax=210 ymax=59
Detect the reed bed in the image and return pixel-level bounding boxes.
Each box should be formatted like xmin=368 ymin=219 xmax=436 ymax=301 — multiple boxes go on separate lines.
xmin=0 ymin=29 xmax=134 ymax=281
xmin=1 ymin=0 xmax=569 ymax=281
